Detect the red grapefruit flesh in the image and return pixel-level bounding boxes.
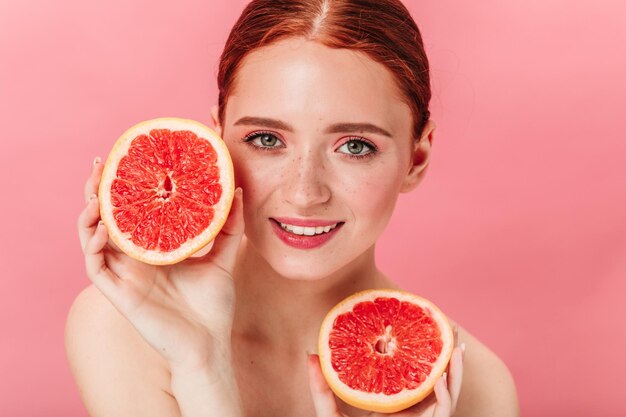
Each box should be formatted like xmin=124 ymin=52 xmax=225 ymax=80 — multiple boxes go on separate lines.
xmin=98 ymin=117 xmax=234 ymax=265
xmin=318 ymin=289 xmax=454 ymax=413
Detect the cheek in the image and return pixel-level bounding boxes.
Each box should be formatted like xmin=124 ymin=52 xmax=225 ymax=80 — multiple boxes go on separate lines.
xmin=233 ymin=158 xmax=280 ymax=194
xmin=227 ymin=141 xmax=266 ymax=189
xmin=227 ymin=145 xmax=281 ymax=222
xmin=339 ymin=159 xmax=407 ymax=220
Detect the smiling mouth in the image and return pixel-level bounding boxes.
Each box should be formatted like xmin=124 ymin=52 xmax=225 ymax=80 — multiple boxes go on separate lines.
xmin=270 ymin=219 xmax=344 ymax=236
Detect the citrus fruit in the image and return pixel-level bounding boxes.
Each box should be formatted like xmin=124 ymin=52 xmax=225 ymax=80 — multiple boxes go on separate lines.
xmin=318 ymin=289 xmax=454 ymax=413
xmin=98 ymin=117 xmax=234 ymax=265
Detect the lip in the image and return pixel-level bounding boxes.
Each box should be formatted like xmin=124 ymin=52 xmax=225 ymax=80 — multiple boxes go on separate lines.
xmin=270 ymin=219 xmax=344 ymax=249
xmin=272 ymin=217 xmax=342 ymax=227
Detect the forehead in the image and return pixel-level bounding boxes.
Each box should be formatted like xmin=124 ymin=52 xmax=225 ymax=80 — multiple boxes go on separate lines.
xmin=224 ymin=38 xmax=411 ymax=135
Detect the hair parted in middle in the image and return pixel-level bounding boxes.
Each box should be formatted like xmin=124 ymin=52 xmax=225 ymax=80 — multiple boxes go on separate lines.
xmin=217 ymin=0 xmax=431 ymax=141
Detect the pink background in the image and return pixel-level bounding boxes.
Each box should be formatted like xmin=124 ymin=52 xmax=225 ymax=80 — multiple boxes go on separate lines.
xmin=1 ymin=0 xmax=624 ymax=415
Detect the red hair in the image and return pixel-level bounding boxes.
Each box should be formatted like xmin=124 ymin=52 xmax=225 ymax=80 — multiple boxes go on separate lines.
xmin=217 ymin=0 xmax=431 ymax=140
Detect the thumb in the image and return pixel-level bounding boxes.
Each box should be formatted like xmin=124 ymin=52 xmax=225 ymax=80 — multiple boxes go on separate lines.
xmin=200 ymin=187 xmax=244 ymax=272
xmin=307 ymin=353 xmax=344 ymax=417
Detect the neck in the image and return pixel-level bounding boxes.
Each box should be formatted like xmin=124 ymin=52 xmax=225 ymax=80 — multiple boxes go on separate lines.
xmin=231 ymin=238 xmax=396 ymax=354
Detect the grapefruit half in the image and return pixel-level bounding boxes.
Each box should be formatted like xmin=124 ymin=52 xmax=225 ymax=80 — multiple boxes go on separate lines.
xmin=318 ymin=289 xmax=454 ymax=413
xmin=98 ymin=117 xmax=234 ymax=265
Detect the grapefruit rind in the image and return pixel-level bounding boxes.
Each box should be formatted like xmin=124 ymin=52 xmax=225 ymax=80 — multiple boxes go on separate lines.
xmin=318 ymin=289 xmax=454 ymax=414
xmin=98 ymin=117 xmax=235 ymax=265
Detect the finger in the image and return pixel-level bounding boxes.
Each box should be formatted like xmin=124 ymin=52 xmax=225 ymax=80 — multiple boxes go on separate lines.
xmin=448 ymin=345 xmax=465 ymax=413
xmin=432 ymin=375 xmax=452 ymax=417
xmin=453 ymin=325 xmax=459 ymax=348
xmin=77 ymin=193 xmax=124 ymax=254
xmin=201 ymin=187 xmax=245 ymax=272
xmin=391 ymin=392 xmax=436 ymax=417
xmin=190 ymin=239 xmax=214 ymax=258
xmin=78 ymin=193 xmax=100 ymax=251
xmin=306 ymin=353 xmax=343 ymax=417
xmin=218 ymin=187 xmax=245 ymax=236
xmin=84 ymin=220 xmax=121 ymax=299
xmin=84 ymin=156 xmax=104 ymax=203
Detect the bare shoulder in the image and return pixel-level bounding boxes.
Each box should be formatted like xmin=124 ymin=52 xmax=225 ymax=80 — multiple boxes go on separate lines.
xmin=449 ymin=319 xmax=520 ymax=417
xmin=64 ymin=284 xmax=178 ymax=417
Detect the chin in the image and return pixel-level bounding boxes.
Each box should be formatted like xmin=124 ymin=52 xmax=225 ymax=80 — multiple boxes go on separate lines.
xmin=274 ymin=264 xmax=334 ymax=281
xmin=267 ymin=256 xmax=344 ymax=282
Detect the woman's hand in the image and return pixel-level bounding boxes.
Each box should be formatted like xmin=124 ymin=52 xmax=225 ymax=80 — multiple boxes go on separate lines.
xmin=307 ymin=344 xmax=465 ymax=417
xmin=77 ymin=157 xmax=245 ymax=374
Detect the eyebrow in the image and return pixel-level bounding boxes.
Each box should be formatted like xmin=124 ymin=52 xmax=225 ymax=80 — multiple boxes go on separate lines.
xmin=233 ymin=116 xmax=393 ymax=137
xmin=234 ymin=116 xmax=292 ymax=131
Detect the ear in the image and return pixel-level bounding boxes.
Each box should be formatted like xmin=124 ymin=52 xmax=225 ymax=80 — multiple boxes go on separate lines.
xmin=400 ymin=120 xmax=435 ymax=193
xmin=210 ymin=104 xmax=223 ymax=137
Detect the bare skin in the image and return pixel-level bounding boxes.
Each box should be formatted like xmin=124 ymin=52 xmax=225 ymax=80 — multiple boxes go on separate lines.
xmin=65 ymin=39 xmax=519 ymax=417
xmin=67 ymin=281 xmax=514 ymax=417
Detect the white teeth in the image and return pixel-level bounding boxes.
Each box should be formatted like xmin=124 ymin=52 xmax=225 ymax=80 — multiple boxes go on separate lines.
xmin=279 ymin=222 xmax=338 ymax=236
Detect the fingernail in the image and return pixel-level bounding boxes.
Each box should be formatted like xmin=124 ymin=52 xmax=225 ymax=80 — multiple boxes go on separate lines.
xmin=93 ymin=156 xmax=101 ymax=166
xmin=98 ymin=220 xmax=104 ymax=227
xmin=236 ymin=187 xmax=243 ymax=197
xmin=89 ymin=194 xmax=97 ymax=201
xmin=443 ymin=371 xmax=448 ymax=385
xmin=461 ymin=343 xmax=466 ymax=356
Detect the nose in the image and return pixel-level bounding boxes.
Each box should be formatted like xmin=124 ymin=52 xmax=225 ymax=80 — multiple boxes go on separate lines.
xmin=282 ymin=150 xmax=331 ymax=209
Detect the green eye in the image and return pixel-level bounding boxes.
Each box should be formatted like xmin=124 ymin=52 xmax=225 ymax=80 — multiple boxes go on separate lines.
xmin=244 ymin=132 xmax=285 ymax=149
xmin=346 ymin=141 xmax=364 ymax=154
xmin=260 ymin=134 xmax=277 ymax=147
xmin=337 ymin=139 xmax=376 ymax=157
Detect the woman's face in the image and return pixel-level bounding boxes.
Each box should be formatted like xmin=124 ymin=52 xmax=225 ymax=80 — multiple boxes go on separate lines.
xmin=219 ymin=38 xmax=427 ymax=280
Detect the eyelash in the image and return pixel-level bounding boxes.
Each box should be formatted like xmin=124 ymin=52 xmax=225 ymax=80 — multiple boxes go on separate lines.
xmin=242 ymin=131 xmax=378 ymax=160
xmin=340 ymin=136 xmax=378 ymax=160
xmin=242 ymin=131 xmax=284 ymax=152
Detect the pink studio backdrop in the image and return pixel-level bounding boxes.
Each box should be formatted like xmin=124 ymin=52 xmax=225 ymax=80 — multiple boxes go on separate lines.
xmin=1 ymin=0 xmax=624 ymax=415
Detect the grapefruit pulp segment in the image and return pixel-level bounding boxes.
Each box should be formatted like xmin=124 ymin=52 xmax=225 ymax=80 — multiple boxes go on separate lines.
xmin=318 ymin=289 xmax=454 ymax=413
xmin=98 ymin=118 xmax=234 ymax=265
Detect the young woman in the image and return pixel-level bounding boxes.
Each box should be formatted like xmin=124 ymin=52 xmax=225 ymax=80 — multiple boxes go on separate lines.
xmin=66 ymin=1 xmax=519 ymax=416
